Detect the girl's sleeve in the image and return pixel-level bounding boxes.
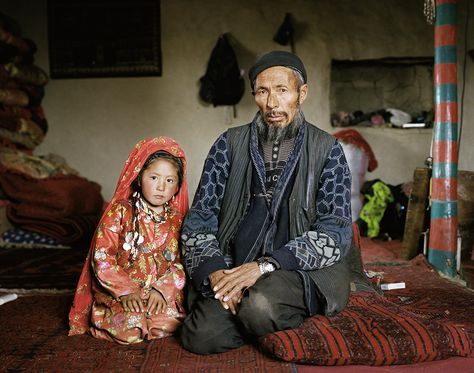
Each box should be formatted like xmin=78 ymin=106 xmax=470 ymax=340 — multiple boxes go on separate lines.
xmin=152 ymin=235 xmax=186 ymax=304
xmin=91 ymin=203 xmax=141 ymax=299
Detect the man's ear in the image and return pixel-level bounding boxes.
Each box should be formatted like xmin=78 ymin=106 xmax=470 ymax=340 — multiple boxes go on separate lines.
xmin=299 ymin=84 xmax=308 ymax=104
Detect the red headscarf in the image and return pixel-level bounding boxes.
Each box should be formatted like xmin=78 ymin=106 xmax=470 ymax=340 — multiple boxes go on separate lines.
xmin=68 ymin=136 xmax=188 ymax=335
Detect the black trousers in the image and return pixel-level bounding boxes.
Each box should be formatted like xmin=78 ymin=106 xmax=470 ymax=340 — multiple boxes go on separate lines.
xmin=180 ymin=270 xmax=308 ymax=355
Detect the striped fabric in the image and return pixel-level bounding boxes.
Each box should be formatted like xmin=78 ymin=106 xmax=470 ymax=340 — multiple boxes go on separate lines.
xmin=260 ymin=290 xmax=472 ymax=365
xmin=260 ymin=254 xmax=474 ymax=365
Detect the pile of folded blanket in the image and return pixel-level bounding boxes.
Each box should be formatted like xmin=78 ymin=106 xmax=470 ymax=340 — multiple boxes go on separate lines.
xmin=0 ymin=12 xmax=103 ymax=248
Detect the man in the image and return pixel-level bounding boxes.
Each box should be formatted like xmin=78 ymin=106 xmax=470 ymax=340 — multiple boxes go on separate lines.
xmin=180 ymin=51 xmax=371 ymax=354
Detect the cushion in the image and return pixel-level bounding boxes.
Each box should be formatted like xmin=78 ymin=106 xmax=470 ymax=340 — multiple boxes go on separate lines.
xmin=260 ymin=254 xmax=474 ymax=365
xmin=260 ymin=291 xmax=472 ymax=365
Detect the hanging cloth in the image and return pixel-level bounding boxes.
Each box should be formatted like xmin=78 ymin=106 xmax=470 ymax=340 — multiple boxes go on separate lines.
xmin=199 ymin=33 xmax=245 ymax=107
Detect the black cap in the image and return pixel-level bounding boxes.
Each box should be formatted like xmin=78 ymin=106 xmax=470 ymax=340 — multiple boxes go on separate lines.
xmin=248 ymin=50 xmax=307 ymax=90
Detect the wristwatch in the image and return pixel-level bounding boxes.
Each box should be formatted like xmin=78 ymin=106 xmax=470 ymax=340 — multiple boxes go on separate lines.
xmin=257 ymin=256 xmax=276 ymax=275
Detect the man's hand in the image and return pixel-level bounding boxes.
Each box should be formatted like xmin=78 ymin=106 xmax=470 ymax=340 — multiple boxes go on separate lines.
xmin=222 ymin=293 xmax=242 ymax=315
xmin=213 ymin=262 xmax=261 ymax=304
xmin=120 ymin=292 xmax=144 ymax=313
xmin=209 ymin=269 xmax=248 ymax=314
xmin=209 ymin=269 xmax=236 ymax=312
xmin=208 ymin=269 xmax=227 ymax=290
xmin=146 ymin=289 xmax=167 ymax=315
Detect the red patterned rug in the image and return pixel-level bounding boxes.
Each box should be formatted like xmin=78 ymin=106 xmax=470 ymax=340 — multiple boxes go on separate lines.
xmin=0 ymin=293 xmax=294 ymax=372
xmin=0 ymin=294 xmax=147 ymax=372
xmin=360 ymin=237 xmax=405 ymax=264
xmin=141 ymin=337 xmax=294 ymax=373
xmin=0 ymin=247 xmax=86 ymax=289
xmin=1 ymin=244 xmax=473 ymax=371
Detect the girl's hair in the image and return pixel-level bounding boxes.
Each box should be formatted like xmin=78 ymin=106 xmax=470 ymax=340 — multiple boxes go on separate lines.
xmin=132 ymin=150 xmax=184 ymax=193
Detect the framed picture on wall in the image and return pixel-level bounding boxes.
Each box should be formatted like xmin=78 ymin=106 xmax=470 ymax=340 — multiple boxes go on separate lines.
xmin=47 ymin=0 xmax=161 ymax=79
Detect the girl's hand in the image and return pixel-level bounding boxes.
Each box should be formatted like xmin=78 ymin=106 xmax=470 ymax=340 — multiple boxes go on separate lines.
xmin=147 ymin=289 xmax=167 ymax=315
xmin=120 ymin=292 xmax=144 ymax=313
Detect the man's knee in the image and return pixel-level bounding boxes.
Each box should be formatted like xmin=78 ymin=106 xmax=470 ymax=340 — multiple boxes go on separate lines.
xmin=238 ymin=288 xmax=276 ymax=336
xmin=180 ymin=306 xmax=244 ymax=354
xmin=180 ymin=318 xmax=223 ymax=354
xmin=238 ymin=272 xmax=306 ymax=336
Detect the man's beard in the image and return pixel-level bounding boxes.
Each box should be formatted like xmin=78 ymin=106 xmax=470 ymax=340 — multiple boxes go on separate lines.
xmin=256 ymin=108 xmax=304 ymax=142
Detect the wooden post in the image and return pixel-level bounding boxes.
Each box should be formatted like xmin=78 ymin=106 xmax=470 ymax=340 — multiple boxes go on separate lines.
xmin=402 ymin=168 xmax=431 ymax=260
xmin=428 ymin=0 xmax=458 ymax=277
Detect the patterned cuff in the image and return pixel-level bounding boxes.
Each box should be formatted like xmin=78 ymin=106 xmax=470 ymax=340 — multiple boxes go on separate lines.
xmin=271 ymin=248 xmax=300 ymax=271
xmin=192 ymin=255 xmax=228 ymax=293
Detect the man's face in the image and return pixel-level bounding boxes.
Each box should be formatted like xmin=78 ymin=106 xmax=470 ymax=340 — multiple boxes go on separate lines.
xmin=254 ymin=66 xmax=308 ymax=128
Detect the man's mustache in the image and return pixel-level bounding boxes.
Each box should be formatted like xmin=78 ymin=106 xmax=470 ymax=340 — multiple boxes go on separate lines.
xmin=264 ymin=111 xmax=287 ymax=119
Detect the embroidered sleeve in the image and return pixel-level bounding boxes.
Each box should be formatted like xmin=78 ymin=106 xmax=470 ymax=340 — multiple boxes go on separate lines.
xmin=152 ymin=235 xmax=186 ymax=304
xmin=272 ymin=141 xmax=352 ymax=270
xmin=91 ymin=202 xmax=141 ymax=299
xmin=181 ymin=133 xmax=230 ymax=292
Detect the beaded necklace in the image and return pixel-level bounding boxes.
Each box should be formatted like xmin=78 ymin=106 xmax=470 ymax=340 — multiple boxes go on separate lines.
xmin=123 ymin=191 xmax=170 ymax=263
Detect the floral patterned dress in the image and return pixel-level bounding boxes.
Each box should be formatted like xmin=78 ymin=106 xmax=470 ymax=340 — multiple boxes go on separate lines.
xmin=69 ymin=136 xmax=189 ymax=345
xmin=80 ymin=199 xmax=185 ymax=344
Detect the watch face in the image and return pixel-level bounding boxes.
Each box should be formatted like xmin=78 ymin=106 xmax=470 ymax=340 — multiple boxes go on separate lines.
xmin=264 ymin=262 xmax=275 ymax=273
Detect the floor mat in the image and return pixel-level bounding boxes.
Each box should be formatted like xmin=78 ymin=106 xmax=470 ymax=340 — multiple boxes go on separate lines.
xmin=142 ymin=336 xmax=295 ymax=373
xmin=1 ymin=245 xmax=473 ymax=371
xmin=360 ymin=237 xmax=406 ymax=264
xmin=0 ymin=294 xmax=147 ymax=372
xmin=0 ymin=294 xmax=293 ymax=372
xmin=0 ymin=247 xmax=86 ymax=289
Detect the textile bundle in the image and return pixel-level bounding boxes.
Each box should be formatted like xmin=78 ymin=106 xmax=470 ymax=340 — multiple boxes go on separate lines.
xmin=333 ymin=129 xmax=378 ymax=222
xmin=0 ymin=12 xmax=48 ymax=151
xmin=333 ymin=129 xmax=378 ymax=172
xmin=0 ymin=12 xmax=103 ymax=246
xmin=0 ymin=166 xmax=103 ymax=244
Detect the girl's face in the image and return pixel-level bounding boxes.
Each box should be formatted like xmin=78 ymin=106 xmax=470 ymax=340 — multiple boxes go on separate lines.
xmin=140 ymin=158 xmax=179 ymax=213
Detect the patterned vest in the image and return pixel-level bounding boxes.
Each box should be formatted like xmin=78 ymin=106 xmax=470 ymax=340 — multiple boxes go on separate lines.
xmin=215 ymin=121 xmax=371 ymax=316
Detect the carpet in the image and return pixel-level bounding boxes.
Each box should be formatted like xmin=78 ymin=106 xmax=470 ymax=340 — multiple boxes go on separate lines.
xmin=359 ymin=237 xmax=405 ymax=264
xmin=0 ymin=293 xmax=295 ymax=373
xmin=0 ymin=294 xmax=147 ymax=372
xmin=1 ymin=243 xmax=473 ymax=371
xmin=141 ymin=337 xmax=295 ymax=373
xmin=0 ymin=247 xmax=86 ymax=289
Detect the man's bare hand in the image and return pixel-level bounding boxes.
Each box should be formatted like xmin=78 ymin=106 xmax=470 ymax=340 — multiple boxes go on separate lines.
xmin=209 ymin=269 xmax=226 ymax=290
xmin=222 ymin=293 xmax=242 ymax=315
xmin=213 ymin=262 xmax=261 ymax=303
xmin=209 ymin=269 xmax=246 ymax=314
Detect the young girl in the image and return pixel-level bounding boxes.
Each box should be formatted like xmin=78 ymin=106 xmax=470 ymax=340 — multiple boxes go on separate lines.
xmin=68 ymin=136 xmax=188 ymax=345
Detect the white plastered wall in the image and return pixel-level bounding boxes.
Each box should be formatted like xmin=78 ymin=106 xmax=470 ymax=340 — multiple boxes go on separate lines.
xmin=1 ymin=0 xmax=472 ymax=201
